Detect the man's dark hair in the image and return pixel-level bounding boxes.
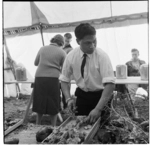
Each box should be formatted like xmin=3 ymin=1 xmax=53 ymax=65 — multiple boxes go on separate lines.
xmin=64 ymin=33 xmax=72 ymax=39
xmin=131 ymin=48 xmax=139 ymax=53
xmin=75 ymin=23 xmax=96 ymax=40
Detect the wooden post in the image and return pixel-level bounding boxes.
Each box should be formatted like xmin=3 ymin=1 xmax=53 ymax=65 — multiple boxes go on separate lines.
xmin=23 ymin=88 xmax=34 ymax=123
xmin=4 ymin=120 xmax=23 ymax=136
xmin=40 ymin=23 xmax=44 ymax=46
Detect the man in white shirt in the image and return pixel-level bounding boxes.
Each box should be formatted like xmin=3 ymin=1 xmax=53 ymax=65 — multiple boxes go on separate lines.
xmin=60 ymin=23 xmax=115 ymax=124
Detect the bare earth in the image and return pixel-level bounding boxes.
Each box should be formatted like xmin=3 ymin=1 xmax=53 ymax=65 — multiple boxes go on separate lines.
xmin=4 ymin=95 xmax=149 ymax=144
xmin=4 ymin=96 xmax=69 ymax=144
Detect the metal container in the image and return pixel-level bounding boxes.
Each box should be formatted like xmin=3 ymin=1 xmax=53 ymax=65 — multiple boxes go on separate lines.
xmin=15 ymin=66 xmax=27 ymax=81
xmin=140 ymin=64 xmax=148 ymax=80
xmin=116 ymin=65 xmax=127 ymax=79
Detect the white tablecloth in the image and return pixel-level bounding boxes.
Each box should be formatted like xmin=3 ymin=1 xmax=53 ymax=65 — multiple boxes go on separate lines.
xmin=4 ymin=77 xmax=148 ymax=85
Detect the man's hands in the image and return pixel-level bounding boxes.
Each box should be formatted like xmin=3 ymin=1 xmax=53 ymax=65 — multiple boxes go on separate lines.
xmin=86 ymin=83 xmax=115 ymax=124
xmin=87 ymin=108 xmax=101 ymax=124
xmin=67 ymin=99 xmax=75 ymax=110
xmin=67 ymin=98 xmax=77 ymax=115
xmin=67 ymin=97 xmax=101 ymax=124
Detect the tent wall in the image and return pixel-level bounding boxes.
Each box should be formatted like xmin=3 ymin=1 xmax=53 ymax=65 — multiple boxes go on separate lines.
xmin=4 ymin=47 xmax=17 ymax=97
xmin=4 ymin=45 xmax=33 ymax=97
xmin=5 ymin=23 xmax=148 ymax=78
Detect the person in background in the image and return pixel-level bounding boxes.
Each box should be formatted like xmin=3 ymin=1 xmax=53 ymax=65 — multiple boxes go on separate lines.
xmin=63 ymin=33 xmax=73 ymax=54
xmin=61 ymin=33 xmax=74 ymax=109
xmin=33 ymin=34 xmax=66 ymax=126
xmin=60 ymin=23 xmax=115 ymax=124
xmin=126 ymin=48 xmax=146 ymax=101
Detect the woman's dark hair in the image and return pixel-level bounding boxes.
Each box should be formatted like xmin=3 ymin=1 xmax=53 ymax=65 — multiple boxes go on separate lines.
xmin=50 ymin=38 xmax=64 ymax=46
xmin=75 ymin=23 xmax=96 ymax=40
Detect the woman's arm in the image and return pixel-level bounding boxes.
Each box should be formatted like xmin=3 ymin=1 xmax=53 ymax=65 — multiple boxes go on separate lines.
xmin=61 ymin=81 xmax=71 ymax=101
xmin=34 ymin=48 xmax=41 ymax=66
xmin=60 ymin=52 xmax=66 ymax=72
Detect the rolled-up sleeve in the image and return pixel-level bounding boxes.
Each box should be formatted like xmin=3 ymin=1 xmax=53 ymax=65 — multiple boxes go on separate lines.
xmin=59 ymin=55 xmax=73 ymax=82
xmin=100 ymin=54 xmax=115 ymax=84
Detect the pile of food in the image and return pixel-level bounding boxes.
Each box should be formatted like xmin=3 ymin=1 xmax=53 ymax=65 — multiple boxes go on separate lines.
xmin=90 ymin=117 xmax=149 ymax=144
xmin=89 ymin=95 xmax=149 ymax=144
xmin=43 ymin=116 xmax=93 ymax=144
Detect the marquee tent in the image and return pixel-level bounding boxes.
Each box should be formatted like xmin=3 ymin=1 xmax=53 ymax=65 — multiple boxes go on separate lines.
xmin=4 ymin=1 xmax=148 ymax=36
xmin=3 ymin=1 xmax=148 ymax=96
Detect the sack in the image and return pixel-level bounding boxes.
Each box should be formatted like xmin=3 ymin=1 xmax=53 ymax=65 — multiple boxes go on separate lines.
xmin=36 ymin=126 xmax=53 ymax=142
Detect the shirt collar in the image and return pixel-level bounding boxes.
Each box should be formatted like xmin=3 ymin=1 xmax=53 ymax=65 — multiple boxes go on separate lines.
xmin=50 ymin=43 xmax=59 ymax=47
xmin=131 ymin=58 xmax=140 ymax=62
xmin=63 ymin=44 xmax=72 ymax=49
xmin=79 ymin=48 xmax=91 ymax=58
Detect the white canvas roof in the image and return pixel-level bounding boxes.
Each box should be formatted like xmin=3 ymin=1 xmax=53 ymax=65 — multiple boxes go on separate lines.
xmin=4 ymin=1 xmax=148 ymax=37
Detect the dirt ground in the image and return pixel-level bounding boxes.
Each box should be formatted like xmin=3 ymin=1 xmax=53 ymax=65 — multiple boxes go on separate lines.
xmin=3 ymin=94 xmax=149 ymax=144
xmin=4 ymin=96 xmax=30 ymax=120
xmin=4 ymin=95 xmax=70 ymax=144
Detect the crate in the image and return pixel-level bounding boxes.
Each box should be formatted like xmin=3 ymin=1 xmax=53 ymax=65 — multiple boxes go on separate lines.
xmin=42 ymin=116 xmax=101 ymax=144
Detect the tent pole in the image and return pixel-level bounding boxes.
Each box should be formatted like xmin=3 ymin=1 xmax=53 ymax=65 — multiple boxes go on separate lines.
xmin=40 ymin=23 xmax=44 ymax=46
xmin=110 ymin=1 xmax=113 ymax=17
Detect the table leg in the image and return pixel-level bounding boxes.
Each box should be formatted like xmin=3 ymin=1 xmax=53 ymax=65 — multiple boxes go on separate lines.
xmin=58 ymin=113 xmax=63 ymax=122
xmin=123 ymin=90 xmax=136 ymax=118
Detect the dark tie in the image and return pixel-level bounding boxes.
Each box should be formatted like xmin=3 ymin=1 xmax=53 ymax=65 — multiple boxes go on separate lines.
xmin=81 ymin=54 xmax=87 ymax=78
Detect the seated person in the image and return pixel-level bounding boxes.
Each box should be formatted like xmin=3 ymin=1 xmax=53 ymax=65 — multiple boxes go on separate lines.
xmin=125 ymin=48 xmax=146 ymax=101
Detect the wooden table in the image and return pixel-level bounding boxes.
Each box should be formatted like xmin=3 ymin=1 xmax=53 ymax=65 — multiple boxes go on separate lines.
xmin=114 ymin=77 xmax=148 ymax=84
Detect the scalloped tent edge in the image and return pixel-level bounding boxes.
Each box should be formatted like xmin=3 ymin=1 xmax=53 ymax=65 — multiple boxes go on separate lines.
xmin=3 ymin=1 xmax=148 ymax=37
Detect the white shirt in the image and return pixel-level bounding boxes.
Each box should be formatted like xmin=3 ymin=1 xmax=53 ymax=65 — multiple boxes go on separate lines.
xmin=59 ymin=47 xmax=115 ymax=92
